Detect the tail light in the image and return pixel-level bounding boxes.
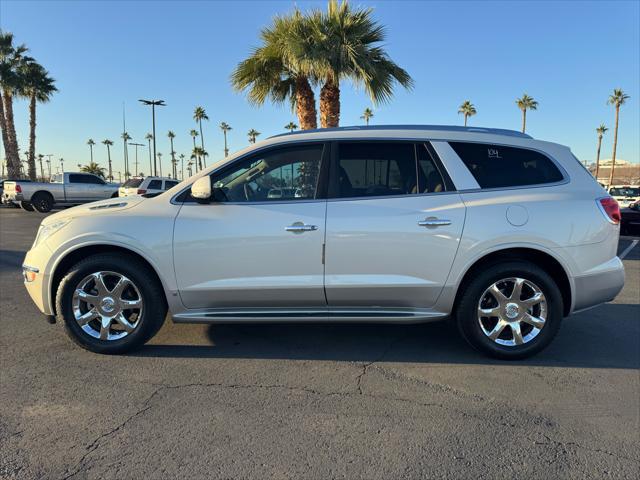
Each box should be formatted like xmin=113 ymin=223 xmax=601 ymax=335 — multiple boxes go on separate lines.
xmin=137 ymin=189 xmax=147 ymax=194
xmin=15 ymin=184 xmax=22 ymax=193
xmin=597 ymin=197 xmax=621 ymax=224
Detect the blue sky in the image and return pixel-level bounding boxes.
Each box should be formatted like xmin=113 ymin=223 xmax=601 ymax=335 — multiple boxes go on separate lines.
xmin=2 ymin=0 xmax=639 ymax=177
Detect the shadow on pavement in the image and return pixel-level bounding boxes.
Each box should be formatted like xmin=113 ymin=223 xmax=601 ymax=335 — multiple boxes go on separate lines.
xmin=134 ymin=302 xmax=639 ymax=369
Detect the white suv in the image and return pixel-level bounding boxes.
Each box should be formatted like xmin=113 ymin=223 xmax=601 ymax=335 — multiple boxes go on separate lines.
xmin=118 ymin=176 xmax=180 ymax=197
xmin=22 ymin=126 xmax=625 ymax=359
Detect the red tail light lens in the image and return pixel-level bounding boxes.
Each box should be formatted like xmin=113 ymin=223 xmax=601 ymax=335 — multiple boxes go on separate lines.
xmin=15 ymin=184 xmax=22 ymax=193
xmin=137 ymin=189 xmax=147 ymax=195
xmin=598 ymin=197 xmax=621 ymax=224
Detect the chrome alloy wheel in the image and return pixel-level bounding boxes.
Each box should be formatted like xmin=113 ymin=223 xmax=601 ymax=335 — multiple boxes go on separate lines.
xmin=477 ymin=277 xmax=547 ymax=347
xmin=72 ymin=271 xmax=143 ymax=341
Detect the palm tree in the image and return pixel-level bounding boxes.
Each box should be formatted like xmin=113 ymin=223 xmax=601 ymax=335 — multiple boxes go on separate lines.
xmin=37 ymin=153 xmax=44 ymax=180
xmin=457 ymin=100 xmax=477 ymax=127
xmin=167 ymin=130 xmax=177 ymax=177
xmin=220 ymin=122 xmax=232 ymax=157
xmin=360 ymin=108 xmax=374 ymax=126
xmin=80 ymin=161 xmax=106 ymax=178
xmin=121 ymin=132 xmax=131 ymax=180
xmin=312 ymin=1 xmax=413 ymax=127
xmin=191 ymin=147 xmax=205 ymax=171
xmin=515 ymin=94 xmax=538 ymax=133
xmin=187 ymin=160 xmax=194 ymax=177
xmin=193 ymin=106 xmax=209 ymax=165
xmin=157 ymin=152 xmax=163 ymax=177
xmin=189 ymin=129 xmax=199 ymax=172
xmin=86 ymin=138 xmax=95 ymax=163
xmin=179 ymin=153 xmax=185 ymax=179
xmin=0 ymin=32 xmax=32 ymax=178
xmin=247 ymin=129 xmax=261 ymax=144
xmin=19 ymin=61 xmax=57 ymax=180
xmin=607 ymin=88 xmax=630 ymax=187
xmin=593 ymin=124 xmax=608 ymax=181
xmin=284 ymin=121 xmax=298 ymax=132
xmin=144 ymin=133 xmax=153 ymax=177
xmin=231 ymin=11 xmax=318 ymax=130
xmin=102 ymin=139 xmax=114 ymax=181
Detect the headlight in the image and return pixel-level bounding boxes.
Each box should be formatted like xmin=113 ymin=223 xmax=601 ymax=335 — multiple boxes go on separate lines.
xmin=33 ymin=219 xmax=71 ymax=247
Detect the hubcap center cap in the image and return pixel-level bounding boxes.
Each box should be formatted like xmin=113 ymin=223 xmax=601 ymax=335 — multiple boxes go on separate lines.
xmin=101 ymin=297 xmax=116 ymax=314
xmin=505 ymin=302 xmax=520 ymax=319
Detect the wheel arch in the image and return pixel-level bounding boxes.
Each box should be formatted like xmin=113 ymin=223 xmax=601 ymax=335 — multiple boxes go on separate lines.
xmin=453 ymin=247 xmax=572 ymax=317
xmin=31 ymin=190 xmax=55 ymax=202
xmin=49 ymin=244 xmax=168 ymax=315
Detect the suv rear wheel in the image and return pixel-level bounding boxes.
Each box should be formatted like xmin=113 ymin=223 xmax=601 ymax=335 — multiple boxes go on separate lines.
xmin=56 ymin=253 xmax=167 ymax=354
xmin=455 ymin=261 xmax=563 ymax=360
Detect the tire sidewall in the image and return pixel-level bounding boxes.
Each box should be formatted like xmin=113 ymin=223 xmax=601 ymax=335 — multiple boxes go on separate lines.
xmin=457 ymin=261 xmax=563 ymax=360
xmin=32 ymin=193 xmax=53 ymax=213
xmin=57 ymin=254 xmax=166 ymax=354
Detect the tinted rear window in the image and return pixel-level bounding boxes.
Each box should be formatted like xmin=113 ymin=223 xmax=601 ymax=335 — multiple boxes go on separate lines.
xmin=147 ymin=180 xmax=162 ymax=189
xmin=449 ymin=142 xmax=564 ymax=189
xmin=123 ymin=178 xmax=143 ymax=188
xmin=164 ymin=180 xmax=179 ymax=189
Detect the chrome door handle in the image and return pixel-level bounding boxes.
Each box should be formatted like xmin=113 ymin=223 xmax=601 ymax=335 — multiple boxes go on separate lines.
xmin=418 ymin=218 xmax=452 ymax=227
xmin=285 ymin=223 xmax=318 ymax=233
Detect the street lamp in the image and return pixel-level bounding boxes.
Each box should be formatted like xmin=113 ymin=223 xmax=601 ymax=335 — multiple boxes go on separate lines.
xmin=128 ymin=143 xmax=145 ymax=177
xmin=138 ymin=99 xmax=165 ymax=176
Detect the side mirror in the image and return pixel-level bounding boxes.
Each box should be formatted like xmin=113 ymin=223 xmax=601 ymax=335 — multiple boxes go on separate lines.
xmin=191 ymin=176 xmax=211 ymax=203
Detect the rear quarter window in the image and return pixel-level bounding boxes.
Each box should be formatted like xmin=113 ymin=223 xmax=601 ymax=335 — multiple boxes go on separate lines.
xmin=147 ymin=180 xmax=162 ymax=189
xmin=449 ymin=142 xmax=564 ymax=189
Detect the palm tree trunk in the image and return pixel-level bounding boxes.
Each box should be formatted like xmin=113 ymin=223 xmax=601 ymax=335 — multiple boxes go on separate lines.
xmin=107 ymin=145 xmax=112 ymax=181
xmin=464 ymin=115 xmax=468 ymax=127
xmin=2 ymin=89 xmax=21 ymax=177
xmin=522 ymin=109 xmax=527 ymax=133
xmin=594 ymin=136 xmax=602 ymax=180
xmin=295 ymin=77 xmax=317 ymax=130
xmin=89 ymin=145 xmax=93 ymax=163
xmin=320 ymin=79 xmax=340 ymax=128
xmin=0 ymin=93 xmax=15 ymax=176
xmin=198 ymin=121 xmax=206 ymax=167
xmin=223 ymin=132 xmax=228 ymax=157
xmin=608 ymin=106 xmax=620 ymax=187
xmin=27 ymin=94 xmax=37 ymax=180
xmin=192 ymin=137 xmax=198 ymax=172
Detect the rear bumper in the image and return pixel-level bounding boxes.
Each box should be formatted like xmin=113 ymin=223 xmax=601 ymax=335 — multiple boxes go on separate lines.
xmin=572 ymin=256 xmax=625 ymax=313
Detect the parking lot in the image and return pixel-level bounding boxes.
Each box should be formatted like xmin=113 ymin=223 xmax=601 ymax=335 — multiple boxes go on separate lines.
xmin=0 ymin=207 xmax=638 ymax=479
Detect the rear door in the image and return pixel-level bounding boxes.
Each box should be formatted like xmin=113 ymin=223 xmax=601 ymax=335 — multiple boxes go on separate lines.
xmin=324 ymin=141 xmax=466 ymax=309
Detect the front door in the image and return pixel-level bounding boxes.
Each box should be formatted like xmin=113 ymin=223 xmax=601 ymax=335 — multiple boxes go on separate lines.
xmin=324 ymin=141 xmax=466 ymax=309
xmin=174 ymin=143 xmax=328 ymax=310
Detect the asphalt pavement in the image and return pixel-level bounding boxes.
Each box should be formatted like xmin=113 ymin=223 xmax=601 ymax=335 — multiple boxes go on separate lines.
xmin=1 ymin=207 xmax=638 ymax=479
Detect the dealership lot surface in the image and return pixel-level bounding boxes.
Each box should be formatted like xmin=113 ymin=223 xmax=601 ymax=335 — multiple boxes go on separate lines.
xmin=1 ymin=207 xmax=638 ymax=479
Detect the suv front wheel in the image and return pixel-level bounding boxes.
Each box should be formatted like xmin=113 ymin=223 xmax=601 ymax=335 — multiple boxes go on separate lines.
xmin=455 ymin=261 xmax=563 ymax=360
xmin=56 ymin=253 xmax=167 ymax=354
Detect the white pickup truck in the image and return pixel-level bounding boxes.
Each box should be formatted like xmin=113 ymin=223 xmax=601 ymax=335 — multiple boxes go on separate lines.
xmin=2 ymin=172 xmax=120 ymax=212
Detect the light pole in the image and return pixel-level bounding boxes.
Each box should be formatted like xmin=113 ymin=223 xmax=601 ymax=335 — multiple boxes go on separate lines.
xmin=59 ymin=158 xmax=64 ymax=173
xmin=129 ymin=143 xmax=145 ymax=177
xmin=139 ymin=99 xmax=165 ymax=176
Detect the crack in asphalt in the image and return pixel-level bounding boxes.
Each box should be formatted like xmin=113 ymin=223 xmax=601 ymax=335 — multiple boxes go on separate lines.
xmin=533 ymin=433 xmax=639 ymax=464
xmin=355 ymin=334 xmax=408 ymax=395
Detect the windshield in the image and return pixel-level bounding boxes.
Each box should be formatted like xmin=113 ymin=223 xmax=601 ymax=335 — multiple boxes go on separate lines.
xmin=123 ymin=178 xmax=144 ymax=188
xmin=610 ymin=187 xmax=640 ymax=197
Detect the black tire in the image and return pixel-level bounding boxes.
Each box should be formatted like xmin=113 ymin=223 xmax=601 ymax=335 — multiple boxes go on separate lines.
xmin=111 ymin=192 xmax=119 ymax=198
xmin=455 ymin=261 xmax=563 ymax=360
xmin=31 ymin=192 xmax=54 ymax=213
xmin=56 ymin=253 xmax=167 ymax=354
xmin=19 ymin=201 xmax=34 ymax=212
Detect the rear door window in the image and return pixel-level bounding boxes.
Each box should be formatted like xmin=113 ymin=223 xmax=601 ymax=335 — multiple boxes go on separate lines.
xmin=164 ymin=180 xmax=179 ymax=190
xmin=123 ymin=178 xmax=143 ymax=188
xmin=147 ymin=180 xmax=162 ymax=190
xmin=449 ymin=142 xmax=564 ymax=189
xmin=332 ymin=142 xmax=417 ymax=198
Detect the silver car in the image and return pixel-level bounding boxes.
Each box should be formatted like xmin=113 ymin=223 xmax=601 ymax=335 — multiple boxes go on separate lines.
xmin=22 ymin=125 xmax=624 ymax=358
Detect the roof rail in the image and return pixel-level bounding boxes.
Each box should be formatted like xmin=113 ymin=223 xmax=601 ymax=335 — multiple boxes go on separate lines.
xmin=268 ymin=124 xmax=532 ymax=139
